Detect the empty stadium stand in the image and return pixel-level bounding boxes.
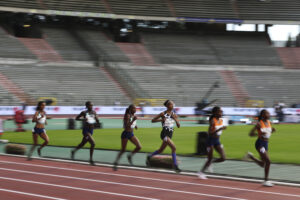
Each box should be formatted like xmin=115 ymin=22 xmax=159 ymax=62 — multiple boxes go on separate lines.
xmin=235 ymin=0 xmax=300 ymax=21
xmin=0 ymin=71 xmax=35 ymax=104
xmin=107 ymin=0 xmax=171 ymax=17
xmin=0 ymin=61 xmax=300 ymax=107
xmin=17 ymin=37 xmax=64 ymax=62
xmin=235 ymin=71 xmax=300 ymax=107
xmin=141 ymin=32 xmax=219 ymax=65
xmin=141 ymin=31 xmax=282 ymax=66
xmin=276 ymin=48 xmax=300 ymax=69
xmin=0 ymin=0 xmax=40 ymax=9
xmin=116 ymin=43 xmax=157 ymax=66
xmin=80 ymin=29 xmax=129 ymax=62
xmin=0 ymin=28 xmax=36 ymax=59
xmin=219 ymin=70 xmax=249 ymax=106
xmin=0 ymin=85 xmax=21 ymax=106
xmin=123 ymin=67 xmax=237 ymax=106
xmin=2 ymin=0 xmax=300 ymax=21
xmin=171 ymin=0 xmax=237 ymax=19
xmin=0 ymin=64 xmax=131 ymax=105
xmin=42 ymin=0 xmax=107 ymax=13
xmin=42 ymin=27 xmax=92 ymax=61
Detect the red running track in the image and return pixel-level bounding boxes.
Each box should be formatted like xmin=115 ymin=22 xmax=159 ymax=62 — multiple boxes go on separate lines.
xmin=0 ymin=155 xmax=299 ymax=200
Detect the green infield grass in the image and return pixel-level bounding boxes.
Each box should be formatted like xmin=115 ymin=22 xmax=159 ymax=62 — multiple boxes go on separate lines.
xmin=2 ymin=124 xmax=300 ymax=164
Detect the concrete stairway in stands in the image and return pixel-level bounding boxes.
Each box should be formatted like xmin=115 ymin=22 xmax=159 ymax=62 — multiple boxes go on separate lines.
xmin=0 ymin=72 xmax=34 ymax=104
xmin=18 ymin=38 xmax=64 ymax=62
xmin=116 ymin=43 xmax=157 ymax=66
xmin=219 ymin=70 xmax=249 ymax=107
xmin=276 ymin=48 xmax=300 ymax=69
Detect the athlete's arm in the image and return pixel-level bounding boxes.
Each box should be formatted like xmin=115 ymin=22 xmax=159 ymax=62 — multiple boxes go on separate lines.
xmin=271 ymin=123 xmax=276 ymax=133
xmin=124 ymin=113 xmax=130 ymax=129
xmin=130 ymin=115 xmax=137 ymax=127
xmin=173 ymin=113 xmax=180 ymax=128
xmin=45 ymin=112 xmax=48 ymax=125
xmin=94 ymin=111 xmax=100 ymax=124
xmin=208 ymin=118 xmax=215 ymax=135
xmin=249 ymin=124 xmax=259 ymax=137
xmin=151 ymin=112 xmax=164 ymax=123
xmin=32 ymin=111 xmax=39 ymax=122
xmin=75 ymin=111 xmax=84 ymax=121
xmin=124 ymin=113 xmax=136 ymax=129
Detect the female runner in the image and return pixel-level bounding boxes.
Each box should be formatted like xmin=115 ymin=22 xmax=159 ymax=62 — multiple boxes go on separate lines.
xmin=113 ymin=104 xmax=142 ymax=170
xmin=198 ymin=106 xmax=226 ymax=179
xmin=147 ymin=100 xmax=181 ymax=172
xmin=246 ymin=109 xmax=275 ymax=187
xmin=71 ymin=101 xmax=99 ymax=165
xmin=28 ymin=101 xmax=49 ymax=160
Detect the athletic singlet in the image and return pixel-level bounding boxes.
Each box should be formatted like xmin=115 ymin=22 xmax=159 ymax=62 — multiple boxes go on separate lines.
xmin=123 ymin=114 xmax=137 ymax=129
xmin=211 ymin=117 xmax=223 ymax=136
xmin=258 ymin=120 xmax=272 ymax=139
xmin=37 ymin=112 xmax=46 ymax=124
xmin=85 ymin=111 xmax=96 ymax=124
xmin=162 ymin=111 xmax=175 ymax=129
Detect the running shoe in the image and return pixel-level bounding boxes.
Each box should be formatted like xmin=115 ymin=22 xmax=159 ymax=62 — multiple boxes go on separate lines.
xmin=71 ymin=150 xmax=75 ymax=160
xmin=37 ymin=148 xmax=41 ymax=157
xmin=243 ymin=151 xmax=253 ymax=161
xmin=146 ymin=155 xmax=151 ymax=166
xmin=263 ymin=181 xmax=274 ymax=187
xmin=89 ymin=160 xmax=96 ymax=166
xmin=197 ymin=172 xmax=208 ymax=179
xmin=174 ymin=165 xmax=181 ymax=173
xmin=127 ymin=154 xmax=133 ymax=165
xmin=207 ymin=164 xmax=214 ymax=173
xmin=113 ymin=162 xmax=118 ymax=171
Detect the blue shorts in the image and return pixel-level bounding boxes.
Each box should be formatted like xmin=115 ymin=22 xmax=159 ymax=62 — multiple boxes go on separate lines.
xmin=160 ymin=127 xmax=173 ymax=141
xmin=255 ymin=138 xmax=269 ymax=152
xmin=32 ymin=127 xmax=46 ymax=135
xmin=207 ymin=136 xmax=221 ymax=147
xmin=121 ymin=131 xmax=134 ymax=139
xmin=82 ymin=127 xmax=94 ymax=136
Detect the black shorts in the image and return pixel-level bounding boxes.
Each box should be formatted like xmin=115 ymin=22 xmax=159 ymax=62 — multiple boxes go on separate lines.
xmin=255 ymin=138 xmax=269 ymax=152
xmin=160 ymin=127 xmax=173 ymax=141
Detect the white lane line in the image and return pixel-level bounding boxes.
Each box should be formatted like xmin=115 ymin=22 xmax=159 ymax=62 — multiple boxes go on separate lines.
xmin=0 ymin=167 xmax=245 ymax=200
xmin=0 ymin=160 xmax=299 ymax=198
xmin=0 ymin=176 xmax=158 ymax=200
xmin=0 ymin=188 xmax=68 ymax=200
xmin=1 ymin=153 xmax=299 ymax=187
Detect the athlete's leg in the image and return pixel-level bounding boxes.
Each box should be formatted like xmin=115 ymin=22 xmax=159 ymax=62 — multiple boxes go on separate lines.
xmin=28 ymin=133 xmax=38 ymax=159
xmin=248 ymin=147 xmax=266 ymax=167
xmin=86 ymin=133 xmax=95 ymax=162
xmin=37 ymin=132 xmax=49 ymax=156
xmin=201 ymin=146 xmax=213 ymax=172
xmin=74 ymin=136 xmax=88 ymax=150
xmin=165 ymin=137 xmax=176 ymax=153
xmin=149 ymin=140 xmax=168 ymax=157
xmin=114 ymin=138 xmax=128 ymax=164
xmin=165 ymin=137 xmax=178 ymax=163
xmin=129 ymin=136 xmax=142 ymax=155
xmin=71 ymin=136 xmax=88 ymax=160
xmin=213 ymin=145 xmax=226 ymax=163
xmin=260 ymin=151 xmax=271 ymax=181
xmin=38 ymin=132 xmax=49 ymax=149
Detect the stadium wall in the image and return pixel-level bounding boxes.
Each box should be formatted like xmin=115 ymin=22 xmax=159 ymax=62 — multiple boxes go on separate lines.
xmin=0 ymin=106 xmax=299 ymax=116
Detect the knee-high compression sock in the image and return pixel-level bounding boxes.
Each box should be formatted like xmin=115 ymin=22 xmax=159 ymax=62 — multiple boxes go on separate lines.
xmin=150 ymin=150 xmax=159 ymax=157
xmin=172 ymin=152 xmax=178 ymax=166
